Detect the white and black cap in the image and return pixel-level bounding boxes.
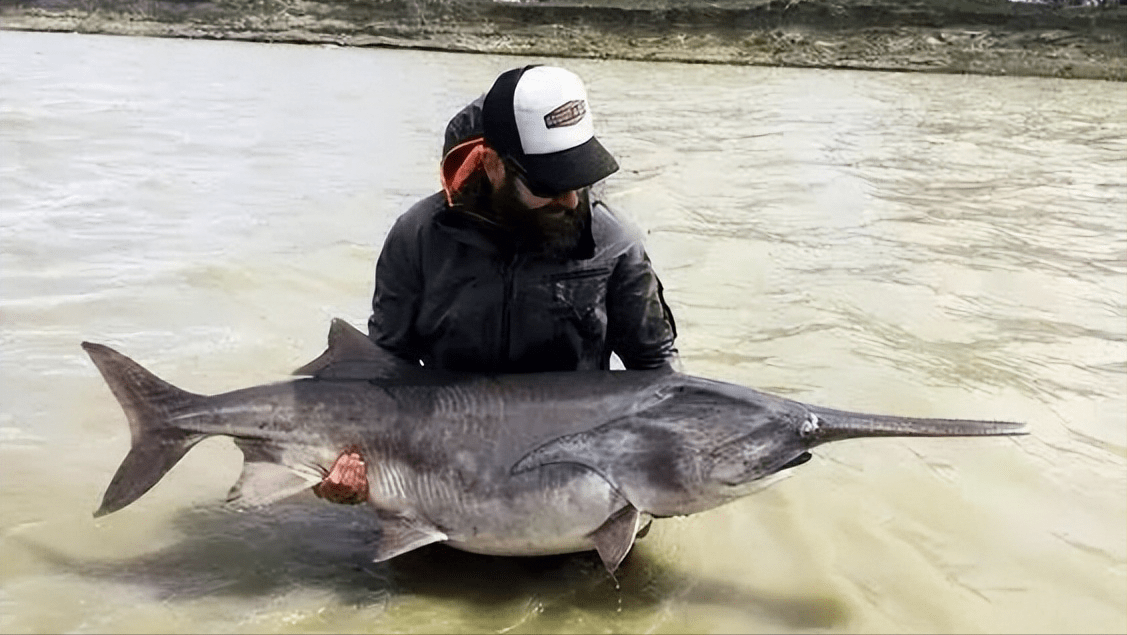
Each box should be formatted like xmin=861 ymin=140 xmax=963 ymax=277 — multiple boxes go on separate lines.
xmin=483 ymin=65 xmax=619 ymax=195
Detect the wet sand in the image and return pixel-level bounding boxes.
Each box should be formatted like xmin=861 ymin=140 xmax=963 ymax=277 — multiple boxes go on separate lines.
xmin=2 ymin=0 xmax=1125 ymax=80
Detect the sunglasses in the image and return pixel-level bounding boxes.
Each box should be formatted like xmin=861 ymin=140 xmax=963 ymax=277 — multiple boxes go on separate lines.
xmin=503 ymin=158 xmax=570 ymax=200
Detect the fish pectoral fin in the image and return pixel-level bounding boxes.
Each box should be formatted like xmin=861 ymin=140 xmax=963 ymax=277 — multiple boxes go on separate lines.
xmin=589 ymin=504 xmax=641 ymax=575
xmin=225 ymin=461 xmax=321 ymax=509
xmin=369 ymin=507 xmax=447 ymax=562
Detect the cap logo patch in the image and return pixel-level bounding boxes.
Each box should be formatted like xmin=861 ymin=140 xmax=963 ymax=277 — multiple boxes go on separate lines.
xmin=543 ymin=100 xmax=587 ymax=129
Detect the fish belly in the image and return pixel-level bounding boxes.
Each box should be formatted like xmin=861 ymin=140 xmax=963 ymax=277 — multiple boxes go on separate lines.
xmin=438 ymin=467 xmax=634 ymax=557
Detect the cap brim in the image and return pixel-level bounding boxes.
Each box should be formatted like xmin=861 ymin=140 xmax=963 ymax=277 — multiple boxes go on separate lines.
xmin=514 ymin=136 xmax=619 ymax=193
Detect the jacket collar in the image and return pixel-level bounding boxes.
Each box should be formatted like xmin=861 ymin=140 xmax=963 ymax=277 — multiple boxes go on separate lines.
xmin=434 ymin=193 xmax=596 ymax=261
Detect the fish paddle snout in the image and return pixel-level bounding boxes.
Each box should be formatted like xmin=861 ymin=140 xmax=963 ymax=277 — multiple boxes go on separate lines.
xmin=801 ymin=407 xmax=1029 ymax=446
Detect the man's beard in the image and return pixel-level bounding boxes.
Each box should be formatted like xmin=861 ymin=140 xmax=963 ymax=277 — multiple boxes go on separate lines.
xmin=488 ymin=174 xmax=590 ymax=258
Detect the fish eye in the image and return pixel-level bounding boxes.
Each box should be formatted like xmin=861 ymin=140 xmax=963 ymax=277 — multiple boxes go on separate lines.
xmin=799 ymin=413 xmax=820 ymax=438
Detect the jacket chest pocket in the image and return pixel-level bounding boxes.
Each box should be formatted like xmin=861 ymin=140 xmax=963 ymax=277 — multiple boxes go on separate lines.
xmin=547 ymin=267 xmax=612 ymax=338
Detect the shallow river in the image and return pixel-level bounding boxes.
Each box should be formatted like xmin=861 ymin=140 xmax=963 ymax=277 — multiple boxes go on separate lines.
xmin=1 ymin=30 xmax=1124 ymax=634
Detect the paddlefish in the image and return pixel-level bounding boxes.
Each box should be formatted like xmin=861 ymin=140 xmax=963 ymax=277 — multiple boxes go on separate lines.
xmin=83 ymin=319 xmax=1027 ymax=573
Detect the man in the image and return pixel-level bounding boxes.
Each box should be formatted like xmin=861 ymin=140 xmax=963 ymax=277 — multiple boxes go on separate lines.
xmin=368 ymin=64 xmax=677 ymax=373
xmin=314 ymin=65 xmax=677 ymax=502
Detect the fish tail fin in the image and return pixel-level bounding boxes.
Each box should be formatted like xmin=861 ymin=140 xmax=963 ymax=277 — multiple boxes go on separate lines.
xmin=82 ymin=342 xmax=208 ymax=517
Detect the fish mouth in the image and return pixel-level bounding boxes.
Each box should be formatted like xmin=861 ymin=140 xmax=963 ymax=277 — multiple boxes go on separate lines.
xmin=780 ymin=452 xmax=813 ymax=470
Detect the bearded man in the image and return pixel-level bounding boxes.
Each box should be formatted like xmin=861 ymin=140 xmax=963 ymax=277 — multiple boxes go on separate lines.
xmin=366 ymin=65 xmax=677 ymax=374
xmin=315 ymin=66 xmax=679 ymax=503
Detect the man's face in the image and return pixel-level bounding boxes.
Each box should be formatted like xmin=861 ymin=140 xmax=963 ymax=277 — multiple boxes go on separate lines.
xmin=491 ymin=166 xmax=588 ymax=256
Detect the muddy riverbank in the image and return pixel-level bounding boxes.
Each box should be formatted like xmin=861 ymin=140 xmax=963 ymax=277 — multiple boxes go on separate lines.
xmin=2 ymin=0 xmax=1125 ymax=80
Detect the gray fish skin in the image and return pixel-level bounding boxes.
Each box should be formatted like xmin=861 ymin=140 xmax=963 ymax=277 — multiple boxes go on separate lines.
xmin=82 ymin=319 xmax=1027 ymax=573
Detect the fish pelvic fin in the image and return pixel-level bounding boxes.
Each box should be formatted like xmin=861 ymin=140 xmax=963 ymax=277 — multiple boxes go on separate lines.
xmin=369 ymin=507 xmax=448 ymax=562
xmin=82 ymin=342 xmax=208 ymax=517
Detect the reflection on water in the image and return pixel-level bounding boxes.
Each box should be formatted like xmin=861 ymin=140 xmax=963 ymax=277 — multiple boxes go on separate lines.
xmin=18 ymin=501 xmax=848 ymax=631
xmin=1 ymin=30 xmax=1124 ymax=634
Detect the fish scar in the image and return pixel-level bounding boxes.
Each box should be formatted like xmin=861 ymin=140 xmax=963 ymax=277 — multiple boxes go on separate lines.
xmin=313 ymin=446 xmax=369 ymax=504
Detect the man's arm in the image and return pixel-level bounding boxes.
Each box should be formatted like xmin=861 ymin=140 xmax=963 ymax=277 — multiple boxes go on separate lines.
xmin=367 ymin=215 xmax=424 ymax=363
xmin=605 ymin=241 xmax=678 ymax=370
xmin=313 ymin=447 xmax=369 ymax=505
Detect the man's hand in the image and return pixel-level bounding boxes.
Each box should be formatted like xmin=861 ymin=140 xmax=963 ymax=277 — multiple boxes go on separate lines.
xmin=313 ymin=447 xmax=369 ymax=505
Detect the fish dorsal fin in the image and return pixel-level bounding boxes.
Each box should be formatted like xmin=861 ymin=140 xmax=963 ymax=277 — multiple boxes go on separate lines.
xmin=293 ymin=318 xmax=421 ymax=380
xmin=590 ymin=504 xmax=641 ymax=575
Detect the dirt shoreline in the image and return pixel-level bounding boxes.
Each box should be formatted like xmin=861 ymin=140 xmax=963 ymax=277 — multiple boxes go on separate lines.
xmin=2 ymin=0 xmax=1125 ymax=80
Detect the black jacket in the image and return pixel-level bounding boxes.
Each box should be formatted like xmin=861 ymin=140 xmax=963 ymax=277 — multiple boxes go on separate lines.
xmin=367 ymin=100 xmax=677 ymax=372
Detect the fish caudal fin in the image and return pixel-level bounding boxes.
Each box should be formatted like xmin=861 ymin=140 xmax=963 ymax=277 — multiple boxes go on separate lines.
xmin=82 ymin=342 xmax=208 ymax=517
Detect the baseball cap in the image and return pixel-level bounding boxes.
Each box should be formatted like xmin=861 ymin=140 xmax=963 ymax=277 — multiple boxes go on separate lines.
xmin=482 ymin=65 xmax=619 ymax=195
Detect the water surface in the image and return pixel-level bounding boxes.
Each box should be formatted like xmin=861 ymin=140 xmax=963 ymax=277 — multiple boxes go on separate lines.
xmin=1 ymin=31 xmax=1124 ymax=634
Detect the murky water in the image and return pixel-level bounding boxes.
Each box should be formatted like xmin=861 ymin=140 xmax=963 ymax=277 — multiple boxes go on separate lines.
xmin=1 ymin=30 xmax=1124 ymax=634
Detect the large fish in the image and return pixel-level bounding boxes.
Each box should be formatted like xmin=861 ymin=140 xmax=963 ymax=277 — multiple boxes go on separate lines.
xmin=83 ymin=319 xmax=1026 ymax=574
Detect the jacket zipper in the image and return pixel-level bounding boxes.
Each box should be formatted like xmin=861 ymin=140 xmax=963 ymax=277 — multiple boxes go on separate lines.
xmin=499 ymin=254 xmax=518 ymax=367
